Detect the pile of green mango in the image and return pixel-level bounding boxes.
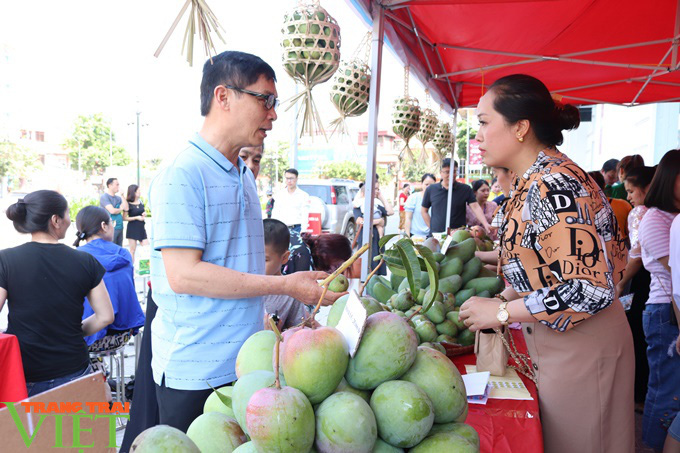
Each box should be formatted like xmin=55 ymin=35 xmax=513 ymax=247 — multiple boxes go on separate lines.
xmin=366 ymin=230 xmax=504 ymax=349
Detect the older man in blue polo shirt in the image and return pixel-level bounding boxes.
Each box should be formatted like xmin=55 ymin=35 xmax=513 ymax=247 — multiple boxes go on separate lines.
xmin=148 ymin=51 xmax=344 ymax=432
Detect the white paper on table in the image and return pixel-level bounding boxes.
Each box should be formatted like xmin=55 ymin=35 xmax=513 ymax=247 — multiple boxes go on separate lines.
xmin=467 ymin=384 xmax=492 ymax=405
xmin=465 ymin=365 xmax=533 ymax=400
xmin=335 ymin=290 xmax=368 ymax=358
xmin=440 ymin=235 xmax=454 ymax=255
xmin=461 ymin=371 xmax=490 ymax=396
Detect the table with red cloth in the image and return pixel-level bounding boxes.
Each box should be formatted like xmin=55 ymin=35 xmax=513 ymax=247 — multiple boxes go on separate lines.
xmin=450 ymin=328 xmax=543 ymax=453
xmin=0 ymin=333 xmax=27 ymax=408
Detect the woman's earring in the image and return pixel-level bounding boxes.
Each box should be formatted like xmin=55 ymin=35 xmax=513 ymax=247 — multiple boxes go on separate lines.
xmin=517 ymin=135 xmax=524 ymax=143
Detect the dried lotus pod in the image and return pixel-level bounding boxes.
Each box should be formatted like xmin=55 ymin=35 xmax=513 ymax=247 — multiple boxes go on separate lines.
xmin=281 ymin=3 xmax=341 ymax=137
xmin=328 ymin=60 xmax=371 ymax=136
xmin=392 ymin=96 xmax=421 ymax=161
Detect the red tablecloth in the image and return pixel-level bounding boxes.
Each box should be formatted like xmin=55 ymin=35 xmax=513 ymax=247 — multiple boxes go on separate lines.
xmin=450 ymin=329 xmax=544 ymax=453
xmin=0 ymin=333 xmax=27 ymax=407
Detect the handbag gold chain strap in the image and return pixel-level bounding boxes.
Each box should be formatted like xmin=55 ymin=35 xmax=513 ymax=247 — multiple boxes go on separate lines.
xmin=495 ymin=199 xmax=538 ymax=385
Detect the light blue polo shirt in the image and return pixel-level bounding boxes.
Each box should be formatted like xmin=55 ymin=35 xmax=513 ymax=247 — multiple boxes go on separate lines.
xmin=405 ymin=192 xmax=431 ymax=237
xmin=148 ymin=133 xmax=265 ymax=390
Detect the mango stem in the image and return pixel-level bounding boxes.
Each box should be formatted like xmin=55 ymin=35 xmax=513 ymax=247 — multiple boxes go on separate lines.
xmin=359 ymin=258 xmax=384 ymax=295
xmin=405 ymin=305 xmax=423 ymax=323
xmin=268 ymin=316 xmax=283 ymax=389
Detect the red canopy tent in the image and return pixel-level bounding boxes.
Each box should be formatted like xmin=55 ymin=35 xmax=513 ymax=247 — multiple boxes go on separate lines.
xmin=349 ymin=0 xmax=680 ymax=108
xmin=350 ymin=0 xmax=679 ymax=275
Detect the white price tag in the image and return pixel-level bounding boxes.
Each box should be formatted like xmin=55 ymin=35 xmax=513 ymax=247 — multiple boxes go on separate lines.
xmin=440 ymin=235 xmax=454 ymax=255
xmin=335 ymin=290 xmax=368 ymax=357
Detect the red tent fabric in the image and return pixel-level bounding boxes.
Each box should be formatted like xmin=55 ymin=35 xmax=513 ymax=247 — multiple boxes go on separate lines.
xmin=348 ymin=0 xmax=680 ymax=108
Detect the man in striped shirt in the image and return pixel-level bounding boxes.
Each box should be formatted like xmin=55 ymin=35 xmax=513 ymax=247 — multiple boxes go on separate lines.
xmin=148 ymin=51 xmax=343 ymax=432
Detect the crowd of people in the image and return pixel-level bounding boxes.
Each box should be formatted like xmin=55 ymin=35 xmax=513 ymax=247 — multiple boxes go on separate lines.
xmin=1 ymin=50 xmax=680 ymax=453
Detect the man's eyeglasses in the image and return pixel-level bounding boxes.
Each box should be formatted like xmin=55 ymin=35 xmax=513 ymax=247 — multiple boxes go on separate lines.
xmin=224 ymin=85 xmax=279 ymax=110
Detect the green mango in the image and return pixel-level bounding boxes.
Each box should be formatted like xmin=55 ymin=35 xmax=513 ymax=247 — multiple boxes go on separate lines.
xmin=442 ymin=294 xmax=456 ymax=313
xmin=419 ymin=271 xmax=431 ymax=289
xmin=464 ymin=277 xmax=505 ymax=295
xmin=370 ymin=381 xmax=434 ymax=448
xmin=446 ymin=311 xmax=466 ymax=331
xmin=431 ymin=342 xmax=447 ymax=354
xmin=391 ymin=290 xmax=416 ymax=311
xmin=414 ymin=319 xmax=438 ymax=343
xmin=393 ymin=310 xmax=406 ymax=318
xmin=390 ymin=273 xmax=405 ymax=292
xmin=439 ymin=275 xmax=463 ymax=295
xmin=477 ymin=266 xmax=499 ymax=278
xmin=372 ymin=438 xmax=404 ymax=452
xmin=428 ymin=423 xmax=480 ymax=449
xmin=460 ymin=257 xmax=483 ymax=285
xmin=404 ymin=308 xmax=416 ymax=318
xmin=367 ymin=275 xmax=391 ymax=297
xmin=457 ymin=329 xmax=476 ymax=346
xmin=436 ymin=334 xmax=457 ymax=344
xmin=444 ymin=238 xmax=476 ymax=264
xmin=433 ymin=252 xmax=445 ymax=263
xmin=400 ymin=347 xmax=467 ymax=424
xmin=436 ymin=320 xmax=459 ymax=338
xmin=315 ymin=393 xmax=378 ymax=453
xmin=398 ymin=276 xmax=411 ymax=293
xmin=372 ymin=282 xmax=397 ymax=304
xmin=450 ymin=229 xmax=472 ymax=243
xmin=327 ymin=295 xmax=383 ymax=327
xmin=453 ymin=288 xmax=476 ymax=308
xmin=329 ymin=274 xmax=349 ymax=292
xmin=424 ymin=300 xmax=446 ymax=324
xmin=409 ymin=432 xmax=477 ymax=452
xmin=416 ymin=289 xmax=426 ymax=305
xmin=477 ymin=290 xmax=491 ymax=298
xmin=438 ymin=258 xmax=463 ymax=279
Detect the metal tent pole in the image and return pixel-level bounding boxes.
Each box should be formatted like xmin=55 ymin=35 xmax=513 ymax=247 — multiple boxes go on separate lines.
xmin=445 ymin=109 xmax=458 ymax=233
xmin=361 ymin=1 xmax=385 ymax=283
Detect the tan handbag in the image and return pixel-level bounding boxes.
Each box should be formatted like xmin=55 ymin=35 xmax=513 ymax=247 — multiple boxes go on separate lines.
xmin=475 ymin=327 xmax=510 ymax=376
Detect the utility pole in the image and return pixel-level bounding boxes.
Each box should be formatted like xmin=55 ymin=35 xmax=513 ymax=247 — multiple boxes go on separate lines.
xmin=109 ymin=116 xmax=113 ymax=168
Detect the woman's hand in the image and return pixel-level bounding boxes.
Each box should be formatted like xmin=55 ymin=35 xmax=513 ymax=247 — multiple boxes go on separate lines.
xmin=458 ymin=296 xmax=503 ymax=331
xmin=356 ymin=217 xmax=364 ymax=227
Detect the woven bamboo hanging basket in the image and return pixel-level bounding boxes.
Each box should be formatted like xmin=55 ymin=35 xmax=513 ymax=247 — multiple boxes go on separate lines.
xmin=433 ymin=120 xmax=453 ymax=168
xmin=392 ymin=97 xmax=421 ymax=161
xmin=282 ymin=1 xmax=341 ymax=137
xmin=416 ymin=108 xmax=438 ymax=163
xmin=328 ymin=60 xmax=371 ymax=136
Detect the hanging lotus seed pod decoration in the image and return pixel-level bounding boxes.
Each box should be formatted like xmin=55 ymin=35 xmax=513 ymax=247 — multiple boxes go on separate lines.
xmin=391 ymin=67 xmax=421 ymax=161
xmin=282 ymin=1 xmax=341 ymax=137
xmin=433 ymin=120 xmax=453 ymax=161
xmin=416 ymin=107 xmax=438 ymax=163
xmin=328 ymin=34 xmax=371 ymax=137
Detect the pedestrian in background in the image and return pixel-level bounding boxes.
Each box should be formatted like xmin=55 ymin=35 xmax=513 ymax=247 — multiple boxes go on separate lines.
xmin=271 ymin=168 xmax=310 ymax=235
xmin=100 ymin=177 xmax=128 ymax=246
xmin=398 ymin=183 xmax=410 ymax=234
xmin=404 ymin=173 xmax=436 ymax=238
xmin=123 ymin=184 xmax=149 ymax=263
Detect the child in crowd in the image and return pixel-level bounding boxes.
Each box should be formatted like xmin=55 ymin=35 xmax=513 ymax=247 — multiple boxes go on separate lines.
xmin=263 ymin=219 xmax=310 ymax=330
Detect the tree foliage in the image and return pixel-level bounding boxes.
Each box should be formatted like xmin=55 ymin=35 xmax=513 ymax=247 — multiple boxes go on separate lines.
xmin=456 ymin=116 xmax=477 ymax=160
xmin=63 ymin=113 xmax=130 ymax=176
xmin=401 ymin=160 xmax=432 ymax=183
xmin=261 ymin=141 xmax=290 ymax=188
xmin=0 ymin=140 xmax=40 ymax=179
xmin=318 ymin=160 xmax=388 ymax=182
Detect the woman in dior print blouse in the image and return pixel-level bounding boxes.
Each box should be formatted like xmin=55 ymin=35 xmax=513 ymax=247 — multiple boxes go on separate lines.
xmin=458 ymin=74 xmax=634 ymax=453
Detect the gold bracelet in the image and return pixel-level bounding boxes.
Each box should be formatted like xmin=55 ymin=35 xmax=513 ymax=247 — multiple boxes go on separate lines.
xmin=497 ymin=294 xmax=508 ymax=303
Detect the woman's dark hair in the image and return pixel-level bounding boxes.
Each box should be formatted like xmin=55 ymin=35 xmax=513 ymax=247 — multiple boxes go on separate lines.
xmin=73 ymin=206 xmax=111 ymax=247
xmin=472 ymin=179 xmax=490 ymax=192
xmin=126 ymin=184 xmax=139 ymax=203
xmin=303 ymin=234 xmax=352 ymax=273
xmin=489 ymin=74 xmax=580 ymax=147
xmin=421 ymin=173 xmax=436 ymax=183
xmin=617 ymin=154 xmax=644 ymax=178
xmin=644 ymin=149 xmax=680 ymax=213
xmin=624 ymin=165 xmax=656 ymax=190
xmin=6 ymin=190 xmax=68 ymax=234
xmin=588 ymin=171 xmax=606 ymax=191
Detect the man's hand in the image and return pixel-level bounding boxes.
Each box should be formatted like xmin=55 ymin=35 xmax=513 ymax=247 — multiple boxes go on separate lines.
xmin=283 ymin=271 xmax=347 ymax=306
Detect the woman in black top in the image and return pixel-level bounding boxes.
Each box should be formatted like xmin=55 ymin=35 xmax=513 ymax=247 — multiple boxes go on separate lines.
xmin=123 ymin=184 xmax=149 ymax=263
xmin=1 ymin=190 xmax=114 ymax=396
